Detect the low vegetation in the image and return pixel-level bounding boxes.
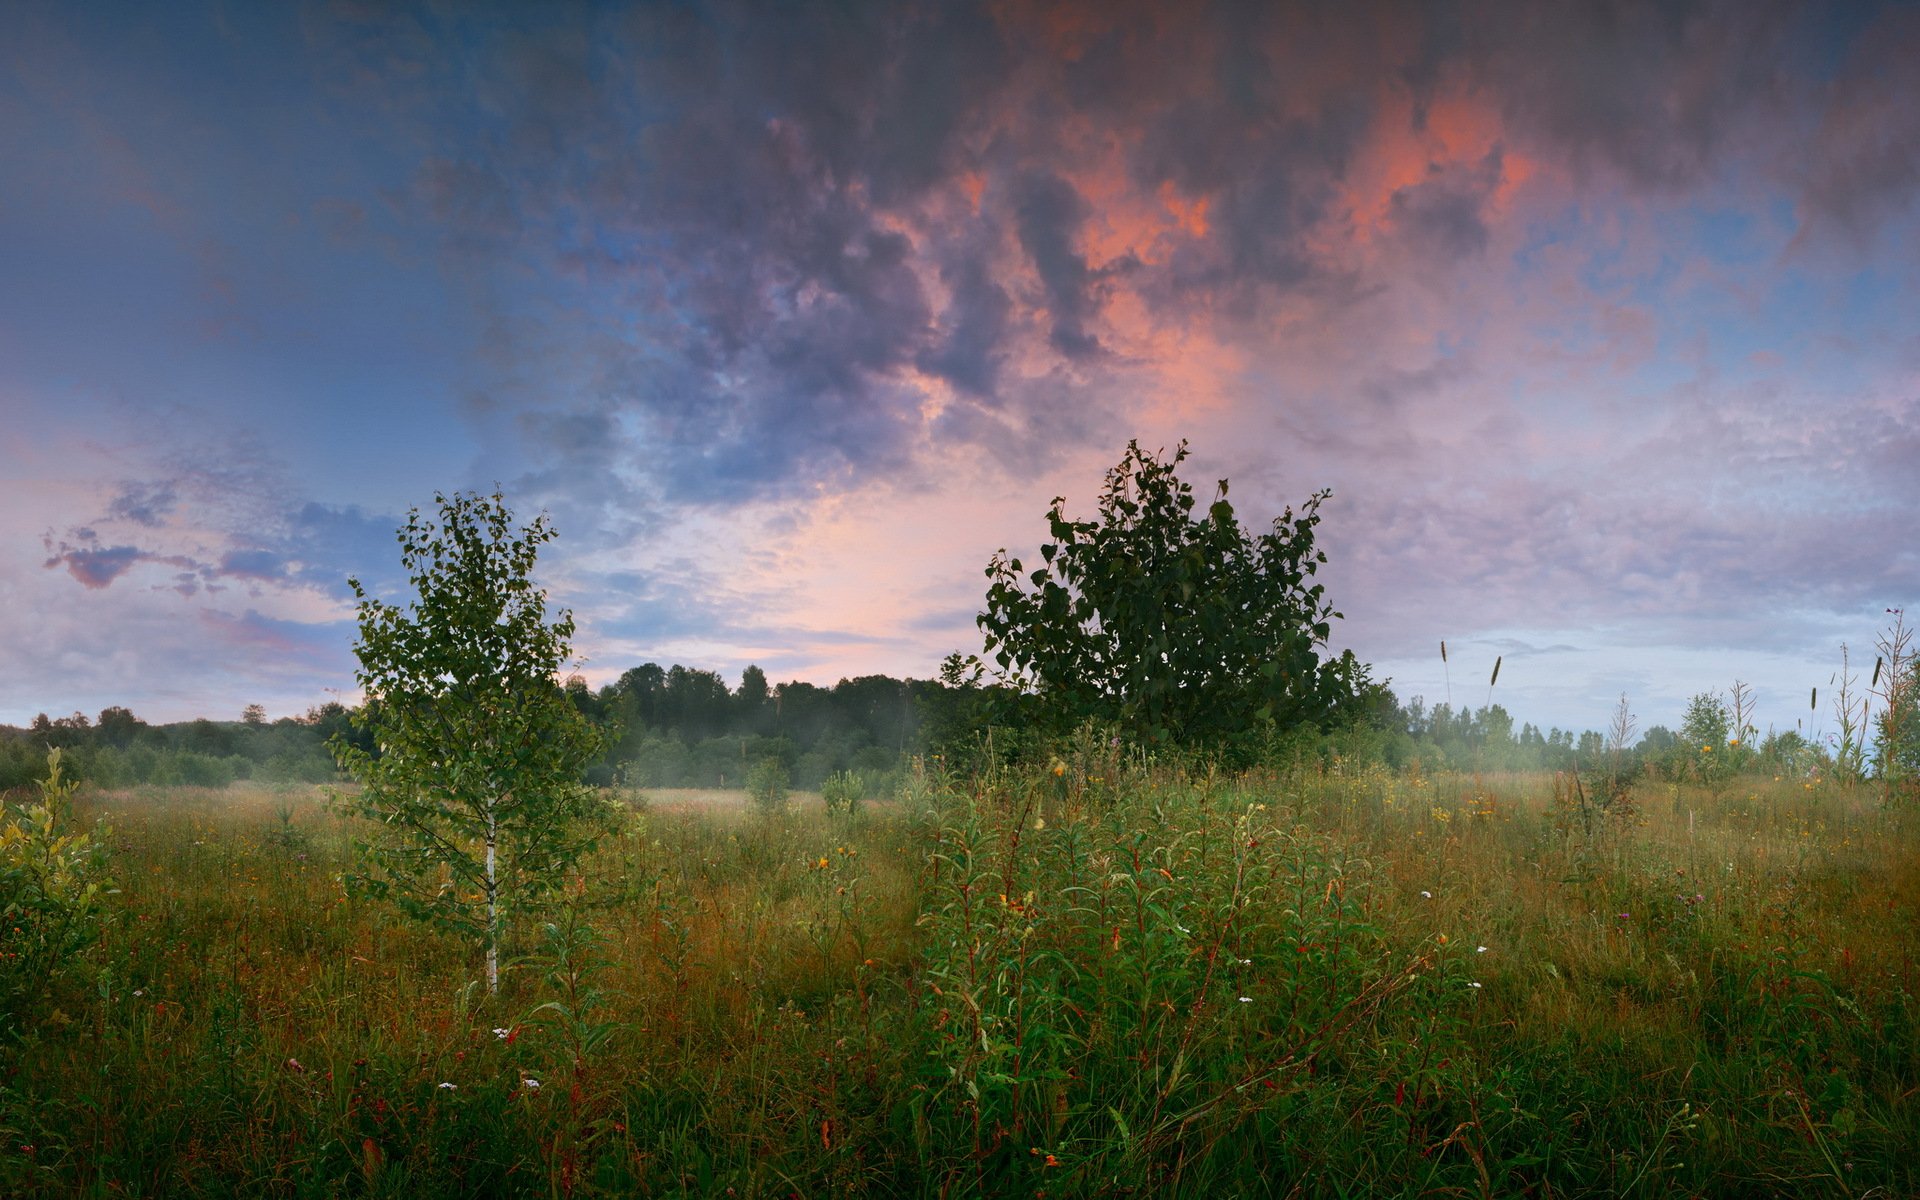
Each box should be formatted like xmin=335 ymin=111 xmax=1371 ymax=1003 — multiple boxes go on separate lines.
xmin=0 ymin=759 xmax=1913 ymax=1197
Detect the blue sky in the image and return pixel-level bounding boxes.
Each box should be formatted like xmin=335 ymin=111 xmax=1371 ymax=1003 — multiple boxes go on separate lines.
xmin=3 ymin=0 xmax=1916 ymax=744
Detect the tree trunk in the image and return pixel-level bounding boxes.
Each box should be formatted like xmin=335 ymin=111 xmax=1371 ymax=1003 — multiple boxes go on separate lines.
xmin=485 ymin=805 xmax=499 ymax=995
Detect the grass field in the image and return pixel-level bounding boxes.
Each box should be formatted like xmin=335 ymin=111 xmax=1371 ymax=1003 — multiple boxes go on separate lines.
xmin=2 ymin=760 xmax=1915 ymax=1197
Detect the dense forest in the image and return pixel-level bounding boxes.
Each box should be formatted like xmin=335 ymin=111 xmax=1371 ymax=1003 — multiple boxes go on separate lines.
xmin=0 ymin=663 xmax=1838 ymax=796
xmin=0 ymin=667 xmax=973 ymax=794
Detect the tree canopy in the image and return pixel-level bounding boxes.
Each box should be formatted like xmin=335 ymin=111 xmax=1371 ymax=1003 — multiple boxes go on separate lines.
xmin=334 ymin=490 xmax=608 ymax=993
xmin=978 ymin=440 xmax=1369 ymax=751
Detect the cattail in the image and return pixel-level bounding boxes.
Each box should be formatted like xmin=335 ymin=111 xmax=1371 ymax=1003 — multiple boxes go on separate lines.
xmin=1489 ymin=656 xmax=1502 ymax=688
xmin=1440 ymin=641 xmax=1448 ymax=664
xmin=1811 ymin=686 xmax=1817 ymax=711
xmin=1872 ymin=656 xmax=1883 ymax=688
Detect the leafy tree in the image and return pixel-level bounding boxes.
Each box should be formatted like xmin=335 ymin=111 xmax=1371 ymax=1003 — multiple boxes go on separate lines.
xmin=735 ymin=665 xmax=772 ymax=735
xmin=334 ymin=491 xmax=609 ymax=995
xmin=746 ymin=756 xmax=789 ymax=815
xmin=978 ymin=440 xmax=1366 ymax=751
xmin=95 ymin=706 xmax=146 ymax=748
xmin=1679 ymin=692 xmax=1733 ymax=785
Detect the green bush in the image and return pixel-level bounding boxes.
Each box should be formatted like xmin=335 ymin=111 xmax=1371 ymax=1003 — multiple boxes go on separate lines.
xmin=0 ymin=749 xmax=114 ymax=1028
xmin=820 ymin=769 xmax=864 ymax=817
xmin=746 ymin=756 xmax=789 ymax=815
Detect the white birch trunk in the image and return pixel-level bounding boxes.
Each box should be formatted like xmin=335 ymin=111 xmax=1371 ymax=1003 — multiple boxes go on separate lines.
xmin=485 ymin=804 xmax=499 ymax=995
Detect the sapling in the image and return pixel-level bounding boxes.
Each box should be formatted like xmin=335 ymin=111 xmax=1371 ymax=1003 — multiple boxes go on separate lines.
xmin=334 ymin=491 xmax=610 ymax=995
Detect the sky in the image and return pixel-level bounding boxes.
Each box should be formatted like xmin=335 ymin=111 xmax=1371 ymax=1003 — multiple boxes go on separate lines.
xmin=2 ymin=0 xmax=1916 ymax=743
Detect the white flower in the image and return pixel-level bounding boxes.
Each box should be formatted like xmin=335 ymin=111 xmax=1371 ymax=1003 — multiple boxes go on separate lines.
xmin=1420 ymin=890 xmax=1432 ymax=900
xmin=1468 ymin=981 xmax=1482 ymax=989
xmin=1476 ymin=946 xmax=1488 ymax=954
xmin=1238 ymin=996 xmax=1253 ymax=1003
xmin=133 ymin=989 xmax=145 ymax=997
xmin=493 ymin=1027 xmax=511 ymax=1039
xmin=1237 ymin=957 xmax=1252 ymax=966
xmin=522 ymin=1078 xmax=541 ymax=1090
xmin=438 ymin=1082 xmax=457 ymax=1090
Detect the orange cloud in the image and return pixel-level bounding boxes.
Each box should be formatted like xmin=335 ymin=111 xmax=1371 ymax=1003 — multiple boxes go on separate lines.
xmin=1341 ymin=85 xmax=1540 ymax=248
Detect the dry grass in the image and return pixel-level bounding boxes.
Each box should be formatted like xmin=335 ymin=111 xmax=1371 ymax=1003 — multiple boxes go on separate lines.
xmin=4 ymin=769 xmax=1913 ymax=1197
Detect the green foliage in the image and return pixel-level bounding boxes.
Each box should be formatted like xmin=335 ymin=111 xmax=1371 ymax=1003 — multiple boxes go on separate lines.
xmin=979 ymin=440 xmax=1366 ymax=754
xmin=820 ymin=769 xmax=864 ymax=817
xmin=518 ymin=906 xmax=621 ymax=1070
xmin=0 ymin=749 xmax=114 ymax=1028
xmin=3 ymin=770 xmax=1920 ymax=1195
xmin=1679 ymin=691 xmax=1734 ymax=786
xmin=745 ymin=756 xmax=789 ymax=815
xmin=333 ymin=491 xmax=610 ymax=993
xmin=1873 ymin=608 xmax=1919 ymax=807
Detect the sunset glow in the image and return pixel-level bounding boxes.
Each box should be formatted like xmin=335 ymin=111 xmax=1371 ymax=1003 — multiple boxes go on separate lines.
xmin=2 ymin=0 xmax=1916 ymax=739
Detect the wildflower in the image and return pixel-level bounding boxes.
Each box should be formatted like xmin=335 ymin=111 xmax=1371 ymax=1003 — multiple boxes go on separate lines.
xmin=1476 ymin=946 xmax=1488 ymax=954
xmin=1237 ymin=957 xmax=1252 ymax=965
xmin=523 ymin=1078 xmax=541 ymax=1091
xmin=1468 ymin=981 xmax=1483 ymax=989
xmin=1420 ymin=890 xmax=1433 ymax=900
xmin=286 ymin=1058 xmax=304 ymax=1073
xmin=1238 ymin=996 xmax=1253 ymax=1003
xmin=493 ymin=1027 xmax=511 ymax=1039
xmin=438 ymin=1082 xmax=457 ymax=1090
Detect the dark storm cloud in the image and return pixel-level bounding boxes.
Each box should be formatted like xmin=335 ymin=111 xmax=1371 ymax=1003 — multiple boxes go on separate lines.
xmin=1789 ymin=6 xmax=1920 ymax=243
xmin=916 ymin=243 xmax=1013 ymax=397
xmin=1389 ymin=149 xmax=1504 ymax=260
xmin=294 ymin=0 xmax=1920 ymax=513
xmin=1470 ymin=0 xmax=1800 ymax=189
xmin=1010 ymin=169 xmax=1105 ymax=360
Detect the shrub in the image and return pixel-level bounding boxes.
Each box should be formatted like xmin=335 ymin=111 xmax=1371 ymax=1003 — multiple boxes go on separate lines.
xmin=821 ymin=769 xmax=864 ymax=818
xmin=746 ymin=756 xmax=789 ymax=815
xmin=0 ymin=749 xmax=114 ymax=1028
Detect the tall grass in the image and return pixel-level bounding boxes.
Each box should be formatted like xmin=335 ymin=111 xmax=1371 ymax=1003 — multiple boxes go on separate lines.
xmin=1 ymin=764 xmax=1914 ymax=1196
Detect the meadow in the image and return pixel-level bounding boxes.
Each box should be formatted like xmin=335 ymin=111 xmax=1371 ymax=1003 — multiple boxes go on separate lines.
xmin=2 ymin=754 xmax=1915 ymax=1198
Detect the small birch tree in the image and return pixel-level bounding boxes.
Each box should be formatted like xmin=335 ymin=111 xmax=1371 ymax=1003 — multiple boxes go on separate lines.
xmin=334 ymin=491 xmax=608 ymax=994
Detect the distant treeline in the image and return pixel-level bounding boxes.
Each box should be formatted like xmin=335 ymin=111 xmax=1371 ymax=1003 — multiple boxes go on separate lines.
xmin=0 ymin=705 xmax=352 ymax=792
xmin=2 ymin=666 xmax=1831 ymax=795
xmin=1336 ymin=696 xmax=1825 ymax=780
xmin=567 ymin=664 xmax=972 ymax=789
xmin=0 ymin=666 xmax=981 ymax=794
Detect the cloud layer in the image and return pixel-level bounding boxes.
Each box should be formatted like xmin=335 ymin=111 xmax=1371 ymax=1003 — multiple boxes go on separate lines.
xmin=2 ymin=0 xmax=1917 ymax=733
